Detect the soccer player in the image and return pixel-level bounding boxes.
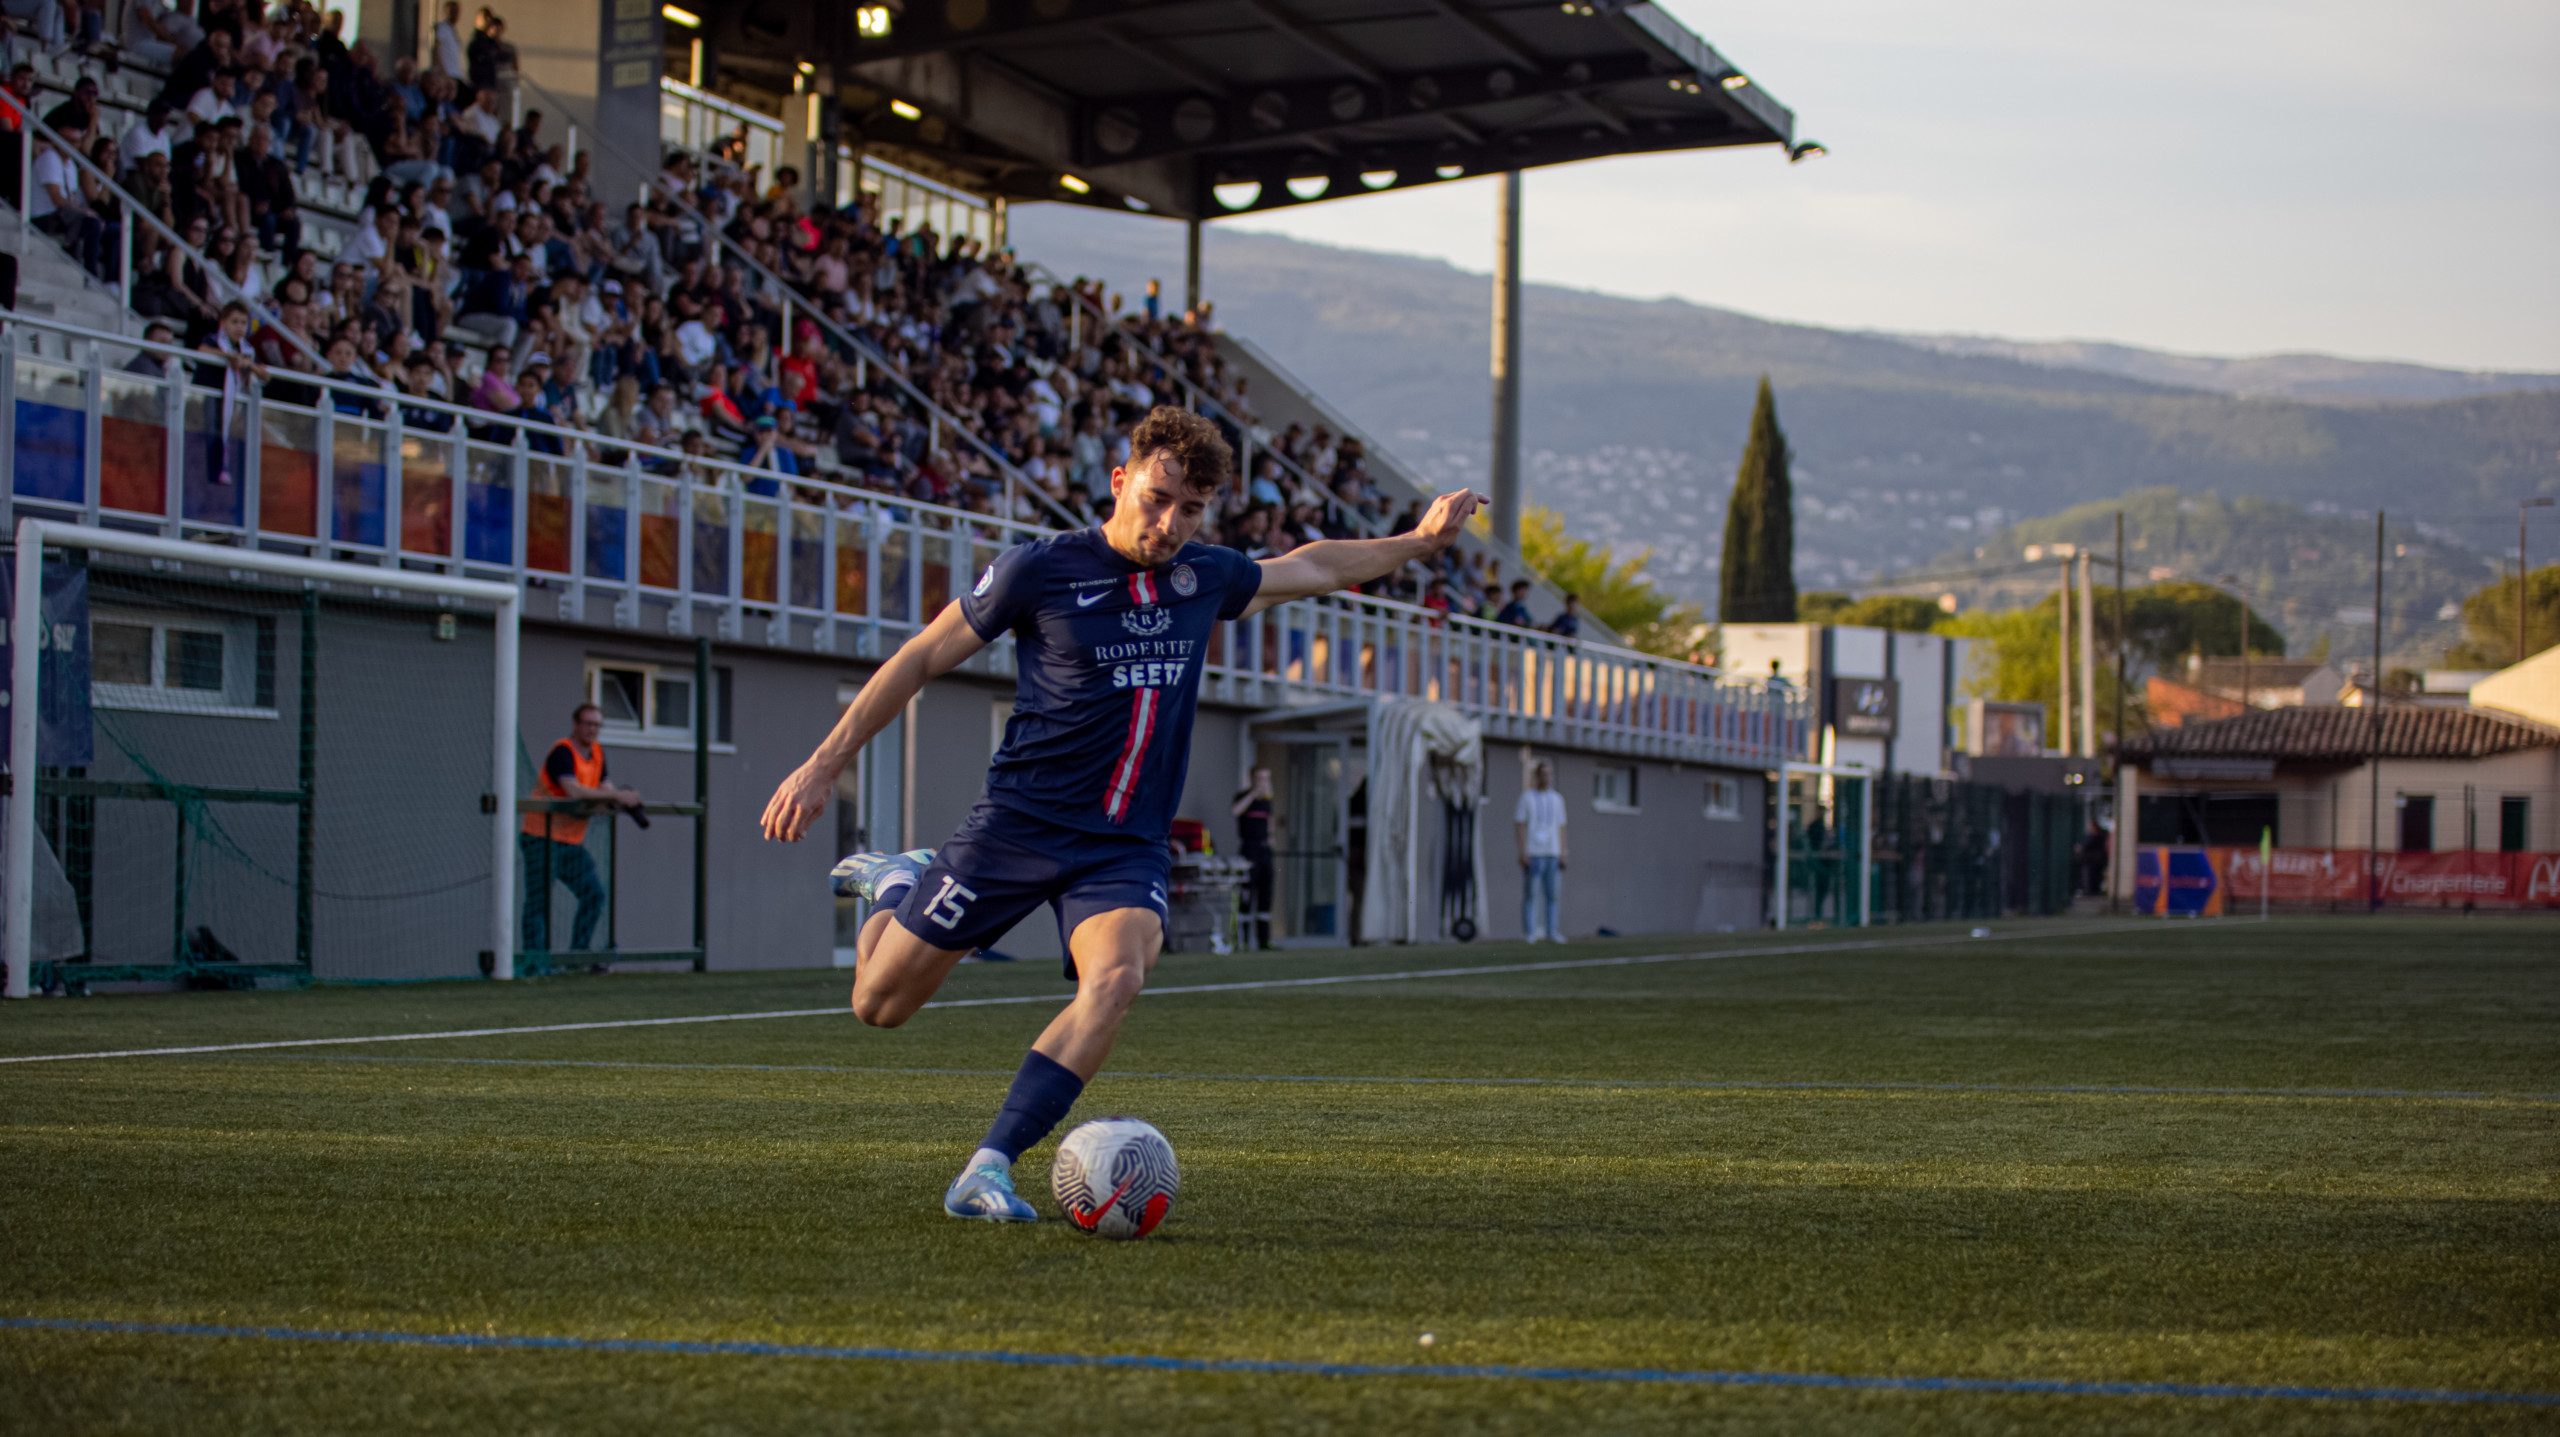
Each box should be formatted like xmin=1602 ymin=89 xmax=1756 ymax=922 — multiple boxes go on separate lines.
xmin=760 ymin=407 xmax=1484 ymax=1222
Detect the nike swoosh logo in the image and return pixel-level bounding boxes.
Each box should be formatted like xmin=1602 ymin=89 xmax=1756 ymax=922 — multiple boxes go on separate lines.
xmin=1076 ymin=591 xmax=1108 ymax=607
xmin=1074 ymin=1173 xmax=1140 ymax=1231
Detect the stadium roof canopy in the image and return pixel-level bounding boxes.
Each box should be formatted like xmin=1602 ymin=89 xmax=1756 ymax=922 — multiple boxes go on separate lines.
xmin=705 ymin=0 xmax=1803 ymax=220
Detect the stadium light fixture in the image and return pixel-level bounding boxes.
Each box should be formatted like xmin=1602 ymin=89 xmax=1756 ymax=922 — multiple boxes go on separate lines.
xmin=1721 ymin=74 xmax=1750 ymax=90
xmin=1434 ymin=163 xmax=1464 ymax=179
xmin=1058 ymin=173 xmax=1091 ymax=194
xmin=1359 ymin=169 xmax=1397 ymax=190
xmin=1788 ymin=141 xmax=1827 ymax=162
xmin=1285 ymin=174 xmax=1330 ymax=200
xmin=660 ymin=4 xmax=698 ymax=26
xmin=855 ymin=5 xmax=892 ymax=37
xmin=889 ymin=98 xmax=922 ymax=121
xmin=1213 ymin=180 xmax=1263 ymax=210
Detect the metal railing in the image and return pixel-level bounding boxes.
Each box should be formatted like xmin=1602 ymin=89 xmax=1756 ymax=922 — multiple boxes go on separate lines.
xmin=14 ymin=105 xmax=327 ymax=368
xmin=0 ymin=309 xmax=1813 ymax=765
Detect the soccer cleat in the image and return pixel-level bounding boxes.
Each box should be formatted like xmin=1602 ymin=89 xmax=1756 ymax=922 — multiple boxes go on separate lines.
xmin=943 ymin=1162 xmax=1039 ymax=1223
xmin=830 ymin=848 xmax=936 ymax=902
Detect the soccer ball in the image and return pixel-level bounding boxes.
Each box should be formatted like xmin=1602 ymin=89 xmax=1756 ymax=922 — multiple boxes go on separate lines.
xmin=1051 ymin=1117 xmax=1180 ymax=1239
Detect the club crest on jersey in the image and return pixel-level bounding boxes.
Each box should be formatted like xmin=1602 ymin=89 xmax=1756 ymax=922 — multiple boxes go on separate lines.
xmin=971 ymin=566 xmax=995 ymax=597
xmin=1122 ymin=606 xmax=1173 ymax=637
xmin=1170 ymin=564 xmax=1197 ymax=597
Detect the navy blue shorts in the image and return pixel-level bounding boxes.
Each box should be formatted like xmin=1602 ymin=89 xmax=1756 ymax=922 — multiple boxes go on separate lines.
xmin=892 ymin=800 xmax=1171 ymax=977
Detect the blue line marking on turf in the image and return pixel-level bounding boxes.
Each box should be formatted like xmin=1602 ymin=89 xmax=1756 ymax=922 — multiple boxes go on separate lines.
xmin=2 ymin=1316 xmax=2549 ymax=1406
xmin=258 ymin=1054 xmax=2560 ymax=1104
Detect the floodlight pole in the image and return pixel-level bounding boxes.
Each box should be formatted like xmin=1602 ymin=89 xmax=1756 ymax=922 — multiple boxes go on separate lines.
xmin=1489 ymin=170 xmax=1523 ymax=552
xmin=2524 ymin=498 xmax=2555 ymax=665
xmin=1183 ymin=218 xmax=1202 ymax=321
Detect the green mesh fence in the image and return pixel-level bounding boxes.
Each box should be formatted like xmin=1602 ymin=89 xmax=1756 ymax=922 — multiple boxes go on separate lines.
xmin=37 ymin=562 xmax=499 ymax=990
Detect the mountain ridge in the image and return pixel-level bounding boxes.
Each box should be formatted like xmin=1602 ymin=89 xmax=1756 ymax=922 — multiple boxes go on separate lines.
xmin=1006 ymin=208 xmax=2559 ymax=609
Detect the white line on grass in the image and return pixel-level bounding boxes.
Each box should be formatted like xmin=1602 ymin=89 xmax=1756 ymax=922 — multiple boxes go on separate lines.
xmin=0 ymin=922 xmax=2191 ymax=1065
xmin=258 ymin=1054 xmax=2560 ymax=1105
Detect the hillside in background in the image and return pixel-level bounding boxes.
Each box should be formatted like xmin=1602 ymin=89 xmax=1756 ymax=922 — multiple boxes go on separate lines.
xmin=1884 ymin=337 xmax=2560 ymax=405
xmin=1008 ymin=207 xmax=2560 ymax=622
xmin=1899 ymin=489 xmax=2496 ymax=670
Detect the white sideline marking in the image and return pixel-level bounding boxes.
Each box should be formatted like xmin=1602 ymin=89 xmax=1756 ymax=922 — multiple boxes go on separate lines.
xmin=0 ymin=923 xmax=2187 ymax=1065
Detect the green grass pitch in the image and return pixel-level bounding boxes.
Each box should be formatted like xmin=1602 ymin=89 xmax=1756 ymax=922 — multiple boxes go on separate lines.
xmin=2 ymin=918 xmax=2554 ymax=1433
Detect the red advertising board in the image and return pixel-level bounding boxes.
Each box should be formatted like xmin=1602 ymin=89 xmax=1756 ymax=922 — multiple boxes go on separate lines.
xmin=2203 ymin=847 xmax=2560 ymax=909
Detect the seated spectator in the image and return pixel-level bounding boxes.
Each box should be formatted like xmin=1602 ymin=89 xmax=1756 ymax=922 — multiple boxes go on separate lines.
xmin=454 ymin=250 xmax=534 ymax=349
xmin=1544 ymin=594 xmax=1581 ymax=639
xmin=123 ymin=0 xmax=203 ymax=67
xmin=186 ymin=67 xmax=244 ymax=127
xmin=29 ymin=123 xmax=111 ymax=282
xmin=119 ymin=102 xmax=181 ymax=179
xmin=237 ymin=122 xmax=298 ymax=254
xmin=1494 ymin=579 xmax=1535 ymax=628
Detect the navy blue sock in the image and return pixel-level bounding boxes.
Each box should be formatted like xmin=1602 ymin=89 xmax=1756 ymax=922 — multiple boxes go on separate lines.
xmin=980 ymin=1050 xmax=1085 ymax=1161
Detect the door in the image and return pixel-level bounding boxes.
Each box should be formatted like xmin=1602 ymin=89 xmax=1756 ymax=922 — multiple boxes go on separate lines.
xmin=1275 ymin=740 xmax=1345 ymax=942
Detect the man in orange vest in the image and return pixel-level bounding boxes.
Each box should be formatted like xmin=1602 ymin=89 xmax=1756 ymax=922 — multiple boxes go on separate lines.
xmin=521 ymin=702 xmax=642 ymax=955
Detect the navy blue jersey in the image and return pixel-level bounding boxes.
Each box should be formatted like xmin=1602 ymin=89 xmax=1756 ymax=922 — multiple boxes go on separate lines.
xmin=960 ymin=528 xmax=1261 ymax=839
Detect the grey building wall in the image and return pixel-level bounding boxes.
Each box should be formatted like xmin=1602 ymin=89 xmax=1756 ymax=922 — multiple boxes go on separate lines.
xmin=75 ymin=574 xmax=502 ymax=980
xmin=1480 ymin=746 xmax=1766 ymax=941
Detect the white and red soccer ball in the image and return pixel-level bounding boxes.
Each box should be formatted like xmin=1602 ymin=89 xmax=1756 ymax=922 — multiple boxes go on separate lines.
xmin=1051 ymin=1117 xmax=1179 ymax=1239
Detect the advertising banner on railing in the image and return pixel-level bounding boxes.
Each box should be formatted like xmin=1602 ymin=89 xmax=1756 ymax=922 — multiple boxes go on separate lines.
xmin=2137 ymin=845 xmax=2560 ymax=910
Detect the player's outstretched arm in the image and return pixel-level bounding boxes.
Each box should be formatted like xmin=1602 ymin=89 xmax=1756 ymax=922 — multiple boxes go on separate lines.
xmin=1239 ymin=487 xmax=1486 ymax=619
xmin=759 ymin=602 xmax=991 ymax=842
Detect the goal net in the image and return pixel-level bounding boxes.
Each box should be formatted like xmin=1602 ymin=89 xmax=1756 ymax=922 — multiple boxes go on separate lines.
xmin=6 ymin=522 xmax=520 ymax=997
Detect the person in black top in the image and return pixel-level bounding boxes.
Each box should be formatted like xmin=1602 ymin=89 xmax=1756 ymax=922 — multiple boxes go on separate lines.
xmin=1544 ymin=593 xmax=1582 ymax=639
xmin=1231 ymin=765 xmax=1275 ymax=949
xmin=1494 ymin=579 xmax=1536 ymax=628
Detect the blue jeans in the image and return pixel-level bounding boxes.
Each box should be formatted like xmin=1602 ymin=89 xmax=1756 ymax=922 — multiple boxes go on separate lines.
xmin=520 ymin=832 xmax=606 ymax=953
xmin=1523 ymin=855 xmax=1562 ymax=940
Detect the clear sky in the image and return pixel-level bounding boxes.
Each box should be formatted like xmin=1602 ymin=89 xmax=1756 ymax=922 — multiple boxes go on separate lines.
xmin=1224 ymin=0 xmax=2560 ymax=372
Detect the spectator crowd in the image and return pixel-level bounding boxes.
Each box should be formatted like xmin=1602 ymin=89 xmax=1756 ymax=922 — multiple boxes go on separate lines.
xmin=0 ymin=0 xmax=1585 ymax=635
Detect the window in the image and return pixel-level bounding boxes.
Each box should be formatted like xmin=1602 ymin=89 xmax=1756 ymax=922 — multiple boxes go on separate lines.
xmin=2396 ymin=793 xmax=2433 ymax=854
xmin=585 ymin=659 xmax=733 ymax=748
xmin=2500 ymin=796 xmax=2529 ymax=854
xmin=90 ymin=609 xmax=273 ymax=717
xmin=1704 ymin=775 xmax=1741 ymax=820
xmin=1593 ymin=764 xmax=1639 ymax=813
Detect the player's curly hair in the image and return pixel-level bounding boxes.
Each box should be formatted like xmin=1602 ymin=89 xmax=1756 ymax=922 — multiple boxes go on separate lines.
xmin=1126 ymin=406 xmax=1233 ymax=494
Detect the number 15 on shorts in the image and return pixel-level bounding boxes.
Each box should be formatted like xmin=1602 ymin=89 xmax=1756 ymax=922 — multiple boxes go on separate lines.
xmin=923 ymin=876 xmax=977 ymax=930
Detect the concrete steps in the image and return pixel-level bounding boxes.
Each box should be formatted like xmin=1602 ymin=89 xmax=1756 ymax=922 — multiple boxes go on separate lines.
xmin=0 ymin=205 xmax=131 ymax=342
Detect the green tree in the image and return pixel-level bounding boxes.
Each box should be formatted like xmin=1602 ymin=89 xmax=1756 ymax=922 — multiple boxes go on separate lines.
xmin=2442 ymin=564 xmax=2560 ymax=668
xmin=1937 ymin=598 xmax=2139 ymax=745
xmin=1797 ymin=591 xmax=1853 ymax=624
xmin=1835 ymin=595 xmax=1947 ymax=632
xmin=1717 ymin=376 xmax=1796 ymax=623
xmin=1517 ymin=506 xmax=1706 ymax=660
xmin=1933 ymin=582 xmax=2281 ymax=741
xmin=2120 ymin=581 xmax=2285 ymax=673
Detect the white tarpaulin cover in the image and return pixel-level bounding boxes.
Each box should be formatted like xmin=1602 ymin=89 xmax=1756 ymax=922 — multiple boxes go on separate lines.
xmin=1360 ymin=699 xmax=1485 ymax=944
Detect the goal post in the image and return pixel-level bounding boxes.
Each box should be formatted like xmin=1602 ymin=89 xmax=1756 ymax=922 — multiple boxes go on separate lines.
xmin=5 ymin=519 xmax=522 ymax=998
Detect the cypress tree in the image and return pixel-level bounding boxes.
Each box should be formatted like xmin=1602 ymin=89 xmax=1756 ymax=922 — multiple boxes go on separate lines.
xmin=1718 ymin=375 xmax=1798 ymax=623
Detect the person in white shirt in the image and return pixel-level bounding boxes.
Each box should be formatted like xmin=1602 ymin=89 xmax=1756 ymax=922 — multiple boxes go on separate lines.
xmin=347 ymin=205 xmax=397 ymax=270
xmin=431 ymin=0 xmax=467 ymax=81
xmin=186 ymin=70 xmax=241 ymax=127
xmin=119 ymin=104 xmax=179 ymax=176
xmin=1514 ymin=760 xmax=1568 ymax=943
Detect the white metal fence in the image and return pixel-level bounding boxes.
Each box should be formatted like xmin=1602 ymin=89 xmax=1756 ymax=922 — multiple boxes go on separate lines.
xmin=0 ymin=312 xmax=1812 ymax=766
